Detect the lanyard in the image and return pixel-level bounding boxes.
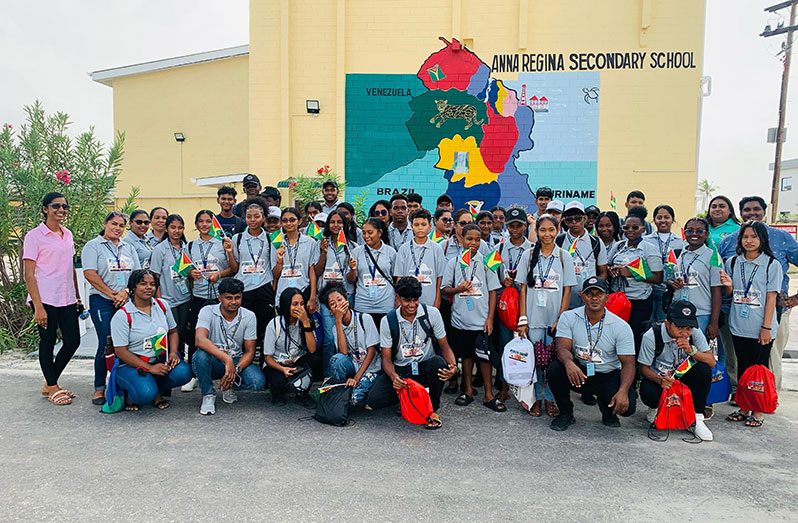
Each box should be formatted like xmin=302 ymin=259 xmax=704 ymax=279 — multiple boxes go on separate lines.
xmin=331 ymin=243 xmax=347 ymax=273
xmin=392 ymin=226 xmax=409 ymax=248
xmin=399 ymin=319 xmax=418 ymax=346
xmin=104 ymin=242 xmax=122 ymax=266
xmin=285 ymin=237 xmax=299 ymax=271
xmin=196 ymin=240 xmax=212 ymax=269
xmin=679 ymin=249 xmax=701 ymax=284
xmin=739 ymin=259 xmax=759 ymax=298
xmin=218 ymin=313 xmax=242 ymax=353
xmin=410 ymin=243 xmax=427 ymax=276
xmin=566 ymin=232 xmax=587 ymax=264
xmin=584 ymin=312 xmax=605 ymax=355
xmin=169 ymin=242 xmax=184 ymax=264
xmin=282 ymin=318 xmax=304 ymax=358
xmin=536 ymin=252 xmax=556 ymax=288
xmin=345 ymin=312 xmax=360 ymax=358
xmin=460 ymin=252 xmax=479 ymax=281
xmin=656 ymin=233 xmax=673 ymax=264
xmin=246 ymin=235 xmax=266 ymax=268
xmin=365 ymin=246 xmax=382 ymax=279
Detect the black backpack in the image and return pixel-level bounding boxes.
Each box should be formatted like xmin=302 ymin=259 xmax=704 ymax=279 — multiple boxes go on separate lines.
xmin=648 ymin=321 xmax=693 ymax=360
xmin=313 ymin=384 xmax=353 ymax=426
xmin=386 ymin=304 xmax=440 ymax=359
xmin=556 ymin=232 xmax=602 ymax=270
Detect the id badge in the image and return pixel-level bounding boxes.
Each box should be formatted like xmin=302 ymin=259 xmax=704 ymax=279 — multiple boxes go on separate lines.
xmin=680 ymin=290 xmax=689 ymax=302
xmin=116 ymin=272 xmax=126 ymax=286
xmin=535 ymin=290 xmax=547 ymax=307
xmin=177 ymin=279 xmax=189 ymax=295
xmin=739 ymin=304 xmax=750 ymax=318
xmin=369 ymin=285 xmax=376 ymax=298
xmin=466 ymin=297 xmax=475 ymax=311
xmin=586 ymin=362 xmax=595 ymax=377
xmin=411 ymin=361 xmax=419 ymax=375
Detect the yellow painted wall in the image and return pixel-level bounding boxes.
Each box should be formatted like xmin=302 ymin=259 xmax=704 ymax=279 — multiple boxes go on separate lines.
xmin=112 ymin=55 xmax=250 ymax=228
xmin=248 ymin=0 xmax=705 ymax=223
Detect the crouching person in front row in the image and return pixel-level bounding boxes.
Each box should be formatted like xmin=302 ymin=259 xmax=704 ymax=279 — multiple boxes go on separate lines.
xmin=638 ymin=300 xmax=715 ymax=440
xmin=193 ymin=277 xmax=266 ymax=415
xmin=367 ymin=277 xmax=459 ymax=429
xmin=321 ymin=282 xmax=382 ymax=406
xmin=547 ymin=276 xmax=638 ymax=431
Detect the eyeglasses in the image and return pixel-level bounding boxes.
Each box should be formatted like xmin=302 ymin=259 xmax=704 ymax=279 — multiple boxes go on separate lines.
xmin=281 ymin=217 xmax=298 ymax=223
xmin=371 ymin=209 xmax=388 ymax=217
xmin=621 ymin=224 xmax=641 ymax=231
xmin=133 ymin=220 xmax=151 ymax=226
xmin=49 ymin=203 xmax=69 ymax=210
xmin=564 ymin=215 xmax=584 ymax=223
xmin=684 ymin=228 xmax=706 ymax=235
xmin=457 ymin=221 xmax=471 ymax=226
xmin=439 ymin=218 xmax=453 ymax=224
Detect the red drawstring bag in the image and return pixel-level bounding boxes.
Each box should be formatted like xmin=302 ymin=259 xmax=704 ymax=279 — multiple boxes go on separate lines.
xmin=498 ymin=286 xmax=520 ymax=331
xmin=606 ymin=292 xmax=631 ymax=322
xmin=398 ymin=379 xmax=434 ymax=425
xmin=736 ymin=365 xmax=778 ymax=414
xmin=653 ymin=381 xmax=696 ymax=431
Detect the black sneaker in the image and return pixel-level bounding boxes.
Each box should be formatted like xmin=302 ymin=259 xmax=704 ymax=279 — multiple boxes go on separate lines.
xmin=550 ymin=413 xmax=576 ymax=431
xmin=602 ymin=414 xmax=621 ymax=427
xmin=580 ymin=393 xmax=597 ymax=406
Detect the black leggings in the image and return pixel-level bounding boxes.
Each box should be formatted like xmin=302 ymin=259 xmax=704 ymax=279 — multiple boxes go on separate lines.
xmin=639 ymin=361 xmax=712 ymax=413
xmin=629 ymin=296 xmax=654 ymax=355
xmin=186 ymin=295 xmax=218 ymax=365
xmin=732 ymin=335 xmax=772 ymax=382
xmin=242 ymin=283 xmax=276 ymax=348
xmin=170 ymin=301 xmax=190 ymax=360
xmin=35 ymin=304 xmax=80 ymax=386
xmin=263 ymin=352 xmax=323 ymax=397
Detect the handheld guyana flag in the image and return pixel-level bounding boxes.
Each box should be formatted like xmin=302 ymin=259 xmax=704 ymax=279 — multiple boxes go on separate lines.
xmin=709 ymin=240 xmax=723 ymax=268
xmin=680 ymin=227 xmax=686 ymax=241
xmin=666 ymin=249 xmax=678 ymax=268
xmin=610 ymin=191 xmax=617 ymax=210
xmin=430 ymin=230 xmax=446 ymax=243
xmin=210 ymin=214 xmax=225 ymax=240
xmin=148 ymin=332 xmax=168 ymax=356
xmin=568 ymin=239 xmax=578 ymax=256
xmin=269 ymin=229 xmax=284 ymax=248
xmin=673 ymin=356 xmax=695 ymax=378
xmin=306 ymin=222 xmax=323 ymax=240
xmin=484 ymin=250 xmax=503 ymax=272
xmin=626 ymin=257 xmax=652 ymax=282
xmin=459 ymin=248 xmax=472 ymax=269
xmin=171 ymin=252 xmax=193 ymax=277
xmin=335 ymin=229 xmax=347 ymax=252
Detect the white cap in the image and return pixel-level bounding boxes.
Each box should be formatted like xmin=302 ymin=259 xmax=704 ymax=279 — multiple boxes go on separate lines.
xmin=314 ymin=212 xmax=328 ymax=223
xmin=563 ymin=201 xmax=585 ymax=214
xmin=267 ymin=206 xmax=282 ymax=219
xmin=547 ymin=200 xmax=565 ymax=213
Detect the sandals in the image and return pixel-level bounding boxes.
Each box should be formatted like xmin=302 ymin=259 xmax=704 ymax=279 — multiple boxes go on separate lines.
xmin=47 ymin=389 xmax=73 ymax=406
xmin=455 ymin=393 xmax=474 ymax=406
xmin=483 ymin=398 xmax=506 ymax=412
xmin=726 ymin=410 xmax=747 ymax=422
xmin=91 ymin=391 xmax=105 ymax=406
xmin=703 ymin=406 xmax=714 ymax=420
xmin=124 ymin=403 xmax=140 ymax=412
xmin=545 ymin=400 xmax=560 ymax=417
xmin=444 ymin=380 xmax=459 ymax=395
xmin=744 ymin=416 xmax=764 ymax=428
xmin=424 ymin=413 xmax=442 ymax=430
xmin=154 ymin=398 xmax=171 ymax=410
xmin=42 ymin=386 xmax=76 ymax=399
xmin=528 ymin=400 xmax=542 ymax=417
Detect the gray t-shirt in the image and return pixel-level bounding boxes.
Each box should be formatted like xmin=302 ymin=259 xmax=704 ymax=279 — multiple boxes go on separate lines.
xmin=352 ymin=242 xmax=397 ymax=314
xmin=725 ymin=254 xmax=783 ymax=338
xmin=232 ymin=229 xmax=274 ymax=292
xmin=110 ymin=298 xmax=175 ymax=358
xmin=379 ymin=306 xmax=447 ymax=367
xmin=318 ymin=241 xmax=358 ymax=296
xmin=608 ymin=239 xmax=664 ymax=300
xmin=672 ymin=245 xmax=722 ymax=316
xmin=196 ymin=304 xmax=257 ymax=359
xmin=81 ymin=236 xmax=141 ymax=299
xmin=644 ymin=231 xmax=685 ymax=291
xmin=144 ymin=231 xmax=162 ymax=249
xmin=556 ymin=307 xmax=635 ymax=373
xmin=332 ymin=311 xmax=381 ymax=374
xmin=270 ymin=234 xmax=320 ymax=303
xmin=123 ymin=232 xmax=155 ymax=269
xmin=149 ymin=240 xmax=191 ymax=306
xmin=638 ymin=322 xmax=710 ymax=375
xmin=563 ymin=231 xmax=607 ymax=308
xmin=188 ymin=237 xmax=229 ymax=299
xmin=515 ymin=246 xmax=577 ymax=328
xmin=442 ymin=236 xmax=491 ymax=263
xmin=387 ymin=223 xmax=412 ymax=251
xmin=263 ymin=316 xmax=308 ymax=365
xmin=442 ymin=253 xmax=501 ymax=330
xmin=394 ymin=239 xmax=446 ymax=306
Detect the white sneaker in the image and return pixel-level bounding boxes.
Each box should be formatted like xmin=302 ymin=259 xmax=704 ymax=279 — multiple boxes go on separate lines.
xmin=646 ymin=408 xmax=658 ymax=424
xmin=200 ymin=394 xmax=216 ymax=415
xmin=222 ymin=388 xmax=238 ymax=404
xmin=181 ymin=377 xmax=197 ymax=392
xmin=694 ymin=414 xmax=713 ymax=441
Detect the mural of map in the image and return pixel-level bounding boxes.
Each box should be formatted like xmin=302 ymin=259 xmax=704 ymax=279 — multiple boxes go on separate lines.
xmin=345 ymin=37 xmax=599 ymax=213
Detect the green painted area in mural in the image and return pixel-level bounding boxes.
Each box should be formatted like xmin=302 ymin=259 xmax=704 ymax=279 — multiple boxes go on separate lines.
xmin=345 ymin=74 xmax=426 ymax=187
xmin=405 ymin=89 xmax=487 ymax=152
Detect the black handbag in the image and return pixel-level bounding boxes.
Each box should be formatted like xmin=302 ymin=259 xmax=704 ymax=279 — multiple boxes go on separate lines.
xmin=313 ymin=384 xmax=353 ymax=427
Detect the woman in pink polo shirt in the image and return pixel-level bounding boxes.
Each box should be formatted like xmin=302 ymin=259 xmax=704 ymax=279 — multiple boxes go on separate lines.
xmin=23 ymin=192 xmax=82 ymax=406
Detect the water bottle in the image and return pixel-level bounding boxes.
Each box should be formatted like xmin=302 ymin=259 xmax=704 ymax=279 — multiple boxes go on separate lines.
xmin=79 ymin=309 xmax=91 ymax=320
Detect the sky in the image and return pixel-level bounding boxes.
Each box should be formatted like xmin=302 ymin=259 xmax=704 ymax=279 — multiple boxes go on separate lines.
xmin=1 ymin=0 xmax=795 ymax=209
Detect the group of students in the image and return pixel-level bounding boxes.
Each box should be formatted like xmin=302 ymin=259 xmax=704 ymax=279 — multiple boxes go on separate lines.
xmin=23 ymin=179 xmax=794 ymax=435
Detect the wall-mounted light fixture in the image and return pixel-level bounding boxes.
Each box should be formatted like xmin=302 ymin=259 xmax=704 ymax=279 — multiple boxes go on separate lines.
xmin=174 ymin=132 xmax=185 ymax=142
xmin=306 ymin=100 xmax=320 ymax=114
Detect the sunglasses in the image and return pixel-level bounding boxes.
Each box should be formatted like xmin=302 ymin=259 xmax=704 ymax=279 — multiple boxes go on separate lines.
xmin=439 ymin=218 xmax=453 ymax=224
xmin=493 ymin=215 xmax=505 ymax=221
xmin=371 ymin=209 xmax=388 ymax=217
xmin=564 ymin=215 xmax=584 ymax=223
xmin=457 ymin=221 xmax=471 ymax=226
xmin=281 ymin=217 xmax=298 ymax=224
xmin=49 ymin=203 xmax=69 ymax=210
xmin=684 ymin=228 xmax=706 ymax=235
xmin=133 ymin=220 xmax=151 ymax=226
xmin=622 ymin=224 xmax=641 ymax=232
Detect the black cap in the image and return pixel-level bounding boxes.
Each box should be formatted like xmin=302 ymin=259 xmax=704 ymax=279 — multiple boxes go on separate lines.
xmin=322 ymin=179 xmax=338 ymax=189
xmin=535 ymin=186 xmax=553 ymax=198
xmin=505 ymin=207 xmax=527 ymax=224
xmin=242 ymin=174 xmax=260 ymax=186
xmin=668 ymin=300 xmax=699 ymax=328
xmin=585 ymin=205 xmax=600 ymax=215
xmin=582 ymin=276 xmax=609 ymax=294
xmin=260 ymin=186 xmax=281 ymax=199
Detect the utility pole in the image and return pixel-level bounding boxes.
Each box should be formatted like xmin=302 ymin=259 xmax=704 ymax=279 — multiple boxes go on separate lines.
xmin=763 ymin=0 xmax=798 ymax=223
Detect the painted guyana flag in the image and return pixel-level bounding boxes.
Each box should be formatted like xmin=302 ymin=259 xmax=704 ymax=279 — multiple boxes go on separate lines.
xmin=626 ymin=257 xmax=652 ymax=282
xmin=148 ymin=332 xmax=168 ymax=356
xmin=269 ymin=229 xmax=284 ymax=248
xmin=210 ymin=214 xmax=225 ymax=240
xmin=459 ymin=248 xmax=472 ymax=269
xmin=171 ymin=252 xmax=193 ymax=277
xmin=306 ymin=222 xmax=323 ymax=240
xmin=484 ymin=250 xmax=502 ymax=272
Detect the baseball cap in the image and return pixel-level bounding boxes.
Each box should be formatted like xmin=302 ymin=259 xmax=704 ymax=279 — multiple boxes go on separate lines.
xmin=242 ymin=174 xmax=260 ymax=186
xmin=260 ymin=186 xmax=281 ymax=199
xmin=585 ymin=205 xmax=600 ymax=216
xmin=322 ymin=179 xmax=338 ymax=189
xmin=505 ymin=207 xmax=527 ymax=224
xmin=582 ymin=276 xmax=609 ymax=294
xmin=563 ymin=201 xmax=585 ymax=216
xmin=668 ymin=300 xmax=699 ymax=328
xmin=266 ymin=206 xmax=281 ymax=219
xmin=314 ymin=212 xmax=329 ymax=223
xmin=546 ymin=200 xmax=564 ymax=214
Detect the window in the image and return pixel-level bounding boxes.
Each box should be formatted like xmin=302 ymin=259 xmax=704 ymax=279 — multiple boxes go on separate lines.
xmin=782 ymin=177 xmax=792 ymax=192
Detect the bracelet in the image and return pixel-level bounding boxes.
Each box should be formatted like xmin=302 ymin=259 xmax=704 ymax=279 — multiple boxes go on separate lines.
xmin=761 ymin=326 xmax=771 ymax=330
xmin=517 ymin=318 xmax=529 ymax=327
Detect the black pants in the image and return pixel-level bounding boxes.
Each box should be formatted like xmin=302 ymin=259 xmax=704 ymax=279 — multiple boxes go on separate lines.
xmin=263 ymin=352 xmax=323 ymax=397
xmin=639 ymin=361 xmax=712 ymax=413
xmin=242 ymin=284 xmax=276 ymax=347
xmin=629 ymin=296 xmax=654 ymax=355
xmin=548 ymin=359 xmax=637 ymax=418
xmin=368 ymin=313 xmax=387 ymax=331
xmin=35 ymin=304 xmax=80 ymax=387
xmin=170 ymin=301 xmax=190 ymax=360
xmin=368 ymin=355 xmax=448 ymax=411
xmin=186 ymin=295 xmax=218 ymax=365
xmin=732 ymin=335 xmax=772 ymax=382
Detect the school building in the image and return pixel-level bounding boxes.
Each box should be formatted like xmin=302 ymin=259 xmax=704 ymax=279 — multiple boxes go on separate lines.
xmin=91 ymin=0 xmax=706 ymax=223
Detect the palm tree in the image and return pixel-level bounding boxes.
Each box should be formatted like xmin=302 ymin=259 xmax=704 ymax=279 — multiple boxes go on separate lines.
xmin=697 ymin=179 xmax=719 ymax=210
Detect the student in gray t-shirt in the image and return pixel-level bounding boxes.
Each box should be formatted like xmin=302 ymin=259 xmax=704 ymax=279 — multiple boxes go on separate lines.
xmin=394 ymin=209 xmax=446 ymax=307
xmin=348 ymin=219 xmax=397 ymax=322
xmin=123 ymin=210 xmax=156 ymax=269
xmin=270 ymin=208 xmax=320 ymax=308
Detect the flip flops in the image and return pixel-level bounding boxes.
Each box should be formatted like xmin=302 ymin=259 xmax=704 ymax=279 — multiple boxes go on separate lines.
xmin=454 ymin=393 xmax=474 ymax=406
xmin=424 ymin=413 xmax=442 ymax=430
xmin=483 ymin=398 xmax=506 ymax=412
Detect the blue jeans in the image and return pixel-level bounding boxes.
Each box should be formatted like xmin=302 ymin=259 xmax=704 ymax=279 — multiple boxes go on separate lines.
xmin=191 ymin=350 xmax=266 ymax=396
xmin=320 ymin=304 xmax=336 ymax=376
xmin=328 ymin=353 xmax=379 ymax=405
xmin=89 ymin=294 xmax=116 ymax=390
xmin=529 ymin=327 xmax=554 ymax=401
xmin=115 ymin=361 xmax=192 ymax=405
xmin=650 ymin=287 xmax=666 ymax=322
